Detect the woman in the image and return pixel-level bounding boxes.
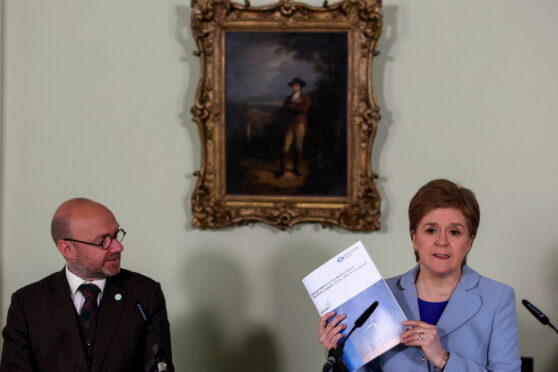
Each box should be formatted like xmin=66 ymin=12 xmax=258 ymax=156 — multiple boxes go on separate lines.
xmin=319 ymin=179 xmax=521 ymax=371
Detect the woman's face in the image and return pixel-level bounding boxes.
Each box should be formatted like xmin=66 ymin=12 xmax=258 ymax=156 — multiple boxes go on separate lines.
xmin=411 ymin=207 xmax=474 ymax=278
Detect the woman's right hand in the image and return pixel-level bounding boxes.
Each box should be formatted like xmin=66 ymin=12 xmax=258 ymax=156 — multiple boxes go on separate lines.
xmin=318 ymin=311 xmax=347 ymax=350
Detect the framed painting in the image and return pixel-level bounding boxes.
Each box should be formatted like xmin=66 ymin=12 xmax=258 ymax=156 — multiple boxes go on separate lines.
xmin=190 ymin=0 xmax=382 ymax=230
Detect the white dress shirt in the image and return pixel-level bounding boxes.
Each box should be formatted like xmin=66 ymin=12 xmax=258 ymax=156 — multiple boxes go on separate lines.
xmin=65 ymin=265 xmax=106 ymax=314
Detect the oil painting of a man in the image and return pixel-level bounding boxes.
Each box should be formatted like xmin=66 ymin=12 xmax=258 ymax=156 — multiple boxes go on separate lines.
xmin=225 ymin=32 xmax=348 ymax=197
xmin=277 ymin=77 xmax=312 ymax=178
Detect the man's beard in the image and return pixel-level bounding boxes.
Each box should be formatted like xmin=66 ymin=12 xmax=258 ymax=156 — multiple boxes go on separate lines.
xmin=69 ymin=252 xmax=121 ymax=280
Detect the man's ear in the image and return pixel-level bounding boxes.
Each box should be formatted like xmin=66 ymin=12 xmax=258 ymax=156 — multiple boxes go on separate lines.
xmin=57 ymin=240 xmax=75 ymax=260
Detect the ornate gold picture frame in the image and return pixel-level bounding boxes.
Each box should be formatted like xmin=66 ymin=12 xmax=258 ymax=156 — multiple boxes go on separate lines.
xmin=190 ymin=0 xmax=382 ymax=231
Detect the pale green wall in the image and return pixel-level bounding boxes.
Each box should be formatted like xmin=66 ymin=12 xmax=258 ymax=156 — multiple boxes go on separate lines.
xmin=2 ymin=1 xmax=557 ymax=371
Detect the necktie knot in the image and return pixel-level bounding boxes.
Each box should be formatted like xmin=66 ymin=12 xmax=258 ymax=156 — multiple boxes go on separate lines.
xmin=78 ymin=283 xmax=100 ymax=300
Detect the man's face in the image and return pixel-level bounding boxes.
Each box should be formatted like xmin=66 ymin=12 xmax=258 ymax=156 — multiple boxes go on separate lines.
xmin=66 ymin=204 xmax=124 ymax=280
xmin=291 ymin=83 xmax=301 ymax=93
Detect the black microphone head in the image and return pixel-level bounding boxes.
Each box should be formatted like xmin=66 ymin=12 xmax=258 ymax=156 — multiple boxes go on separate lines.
xmin=322 ymin=349 xmax=337 ymax=372
xmin=322 ymin=358 xmax=336 ymax=372
xmin=522 ymin=299 xmax=550 ymax=326
xmin=355 ymin=301 xmax=379 ymax=328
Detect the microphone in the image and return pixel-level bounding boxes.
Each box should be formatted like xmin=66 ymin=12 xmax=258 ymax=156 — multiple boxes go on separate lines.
xmin=354 ymin=301 xmax=379 ymax=329
xmin=522 ymin=299 xmax=558 ymax=334
xmin=322 ymin=301 xmax=379 ymax=372
xmin=136 ymin=303 xmax=169 ymax=372
xmin=136 ymin=303 xmax=150 ymax=323
xmin=322 ymin=350 xmax=337 ymax=372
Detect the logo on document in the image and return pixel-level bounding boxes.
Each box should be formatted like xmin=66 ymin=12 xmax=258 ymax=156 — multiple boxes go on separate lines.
xmin=337 ymin=256 xmax=345 ymax=263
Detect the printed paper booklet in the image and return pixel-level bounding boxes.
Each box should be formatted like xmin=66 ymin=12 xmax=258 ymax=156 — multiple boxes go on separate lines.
xmin=302 ymin=241 xmax=407 ymax=371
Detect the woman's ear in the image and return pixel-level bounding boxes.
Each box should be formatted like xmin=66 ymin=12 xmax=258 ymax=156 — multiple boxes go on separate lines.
xmin=467 ymin=234 xmax=475 ymax=253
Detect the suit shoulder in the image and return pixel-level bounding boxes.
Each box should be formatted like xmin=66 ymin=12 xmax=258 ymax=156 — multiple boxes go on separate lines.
xmin=385 ymin=273 xmax=405 ymax=292
xmin=476 ymin=273 xmax=515 ymax=297
xmin=385 ymin=274 xmax=402 ymax=285
xmin=115 ymin=268 xmax=162 ymax=289
xmin=11 ymin=271 xmax=61 ymax=297
xmin=113 ymin=269 xmax=167 ymax=308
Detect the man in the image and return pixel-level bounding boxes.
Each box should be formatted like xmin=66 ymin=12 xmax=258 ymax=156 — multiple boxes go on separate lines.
xmin=277 ymin=77 xmax=312 ymax=178
xmin=1 ymin=198 xmax=174 ymax=371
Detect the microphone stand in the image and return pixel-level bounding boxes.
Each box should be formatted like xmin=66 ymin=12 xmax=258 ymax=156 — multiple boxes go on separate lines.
xmin=136 ymin=303 xmax=169 ymax=372
xmin=322 ymin=301 xmax=379 ymax=372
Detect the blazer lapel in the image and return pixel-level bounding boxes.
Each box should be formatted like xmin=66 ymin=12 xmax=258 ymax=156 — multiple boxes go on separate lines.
xmin=389 ymin=266 xmax=423 ymax=362
xmin=394 ymin=266 xmax=421 ymax=321
xmin=436 ymin=266 xmax=481 ymax=338
xmin=90 ymin=274 xmax=127 ymax=372
xmin=48 ymin=269 xmax=88 ymax=371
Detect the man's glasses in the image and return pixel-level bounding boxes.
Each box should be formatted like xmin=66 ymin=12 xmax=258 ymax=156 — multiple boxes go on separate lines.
xmin=63 ymin=229 xmax=126 ymax=250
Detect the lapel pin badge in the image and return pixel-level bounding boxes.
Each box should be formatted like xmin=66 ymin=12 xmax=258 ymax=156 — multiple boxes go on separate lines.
xmin=114 ymin=293 xmax=123 ymax=301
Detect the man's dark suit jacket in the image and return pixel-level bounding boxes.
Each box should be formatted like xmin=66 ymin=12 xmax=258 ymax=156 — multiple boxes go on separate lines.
xmin=1 ymin=268 xmax=174 ymax=372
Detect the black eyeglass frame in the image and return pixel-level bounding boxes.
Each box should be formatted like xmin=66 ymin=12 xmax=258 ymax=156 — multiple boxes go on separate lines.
xmin=63 ymin=229 xmax=126 ymax=250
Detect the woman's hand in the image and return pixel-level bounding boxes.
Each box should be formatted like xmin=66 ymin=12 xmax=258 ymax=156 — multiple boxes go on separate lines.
xmin=401 ymin=320 xmax=447 ymax=367
xmin=318 ymin=312 xmax=347 ymax=350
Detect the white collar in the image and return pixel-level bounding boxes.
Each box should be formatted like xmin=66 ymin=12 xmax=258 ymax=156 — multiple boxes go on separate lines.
xmin=65 ymin=264 xmax=107 ymax=299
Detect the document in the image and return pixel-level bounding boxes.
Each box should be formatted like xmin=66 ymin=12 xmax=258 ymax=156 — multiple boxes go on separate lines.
xmin=302 ymin=241 xmax=407 ymax=371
